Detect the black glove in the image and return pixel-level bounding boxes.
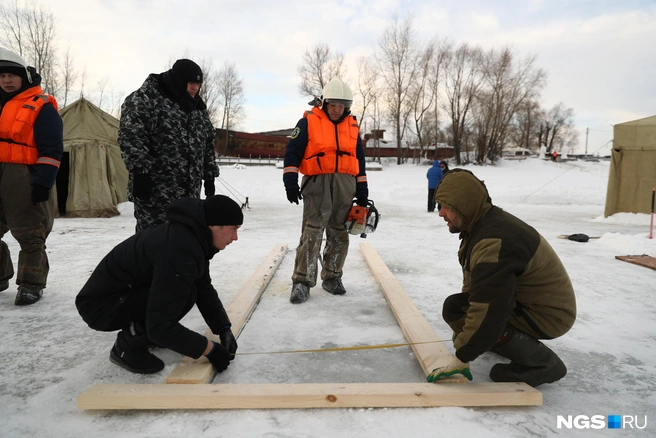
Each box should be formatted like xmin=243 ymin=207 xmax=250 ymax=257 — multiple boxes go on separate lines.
xmin=286 ymin=187 xmax=302 ymax=204
xmin=219 ymin=328 xmax=238 ymax=360
xmin=355 ymin=181 xmax=368 ymax=207
xmin=133 ymin=173 xmax=153 ymax=201
xmin=205 ymin=341 xmax=231 ymax=372
xmin=31 ymin=184 xmax=50 ymax=205
xmin=204 ymin=178 xmax=216 ymax=198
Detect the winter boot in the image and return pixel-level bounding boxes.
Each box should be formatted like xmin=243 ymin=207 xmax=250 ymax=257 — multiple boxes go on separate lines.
xmin=489 ymin=328 xmax=567 ymax=387
xmin=322 ymin=278 xmax=346 ymax=295
xmin=109 ymin=326 xmax=164 ymax=374
xmin=290 ymin=283 xmax=310 ymax=304
xmin=15 ymin=284 xmax=43 ymax=305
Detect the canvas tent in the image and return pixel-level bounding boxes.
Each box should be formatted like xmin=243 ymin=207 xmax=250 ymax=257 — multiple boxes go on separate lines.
xmin=604 ymin=115 xmax=656 ymax=217
xmin=55 ymin=98 xmax=128 ymax=217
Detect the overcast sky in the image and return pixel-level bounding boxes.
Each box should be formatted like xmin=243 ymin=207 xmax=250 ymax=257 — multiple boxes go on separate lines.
xmin=46 ymin=0 xmax=655 ymax=155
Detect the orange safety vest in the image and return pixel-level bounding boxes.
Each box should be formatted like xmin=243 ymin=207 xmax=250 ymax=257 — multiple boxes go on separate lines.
xmin=0 ymin=86 xmax=59 ymax=165
xmin=298 ymin=106 xmax=360 ymax=176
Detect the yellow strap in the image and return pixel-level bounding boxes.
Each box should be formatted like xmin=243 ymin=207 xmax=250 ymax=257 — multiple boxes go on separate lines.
xmin=235 ymin=340 xmax=447 ymax=356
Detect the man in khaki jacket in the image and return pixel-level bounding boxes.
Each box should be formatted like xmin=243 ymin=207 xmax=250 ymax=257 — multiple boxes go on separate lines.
xmin=428 ymin=169 xmax=576 ymax=387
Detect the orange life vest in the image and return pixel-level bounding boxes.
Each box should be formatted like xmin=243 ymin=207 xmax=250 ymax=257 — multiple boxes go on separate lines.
xmin=298 ymin=106 xmax=360 ymax=176
xmin=0 ymin=86 xmax=58 ymax=165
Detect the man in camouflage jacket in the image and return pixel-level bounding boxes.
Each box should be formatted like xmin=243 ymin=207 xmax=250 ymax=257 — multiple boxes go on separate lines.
xmin=119 ymin=59 xmax=219 ymax=232
xmin=427 ymin=169 xmax=576 ymax=387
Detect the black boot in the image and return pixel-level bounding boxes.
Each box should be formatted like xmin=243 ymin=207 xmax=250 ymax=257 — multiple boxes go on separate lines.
xmin=109 ymin=325 xmax=164 ymax=374
xmin=489 ymin=329 xmax=567 ymax=387
xmin=290 ymin=283 xmax=310 ymax=304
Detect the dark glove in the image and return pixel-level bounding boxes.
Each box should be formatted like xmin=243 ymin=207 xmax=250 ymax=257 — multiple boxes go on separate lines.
xmin=205 ymin=341 xmax=231 ymax=372
xmin=355 ymin=181 xmax=368 ymax=207
xmin=204 ymin=177 xmax=216 ymax=198
xmin=219 ymin=328 xmax=238 ymax=360
xmin=286 ymin=186 xmax=302 ymax=204
xmin=133 ymin=173 xmax=153 ymax=201
xmin=31 ymin=184 xmax=50 ymax=205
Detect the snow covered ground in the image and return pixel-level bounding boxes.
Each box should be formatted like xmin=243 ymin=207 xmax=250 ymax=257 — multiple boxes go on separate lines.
xmin=1 ymin=158 xmax=654 ymax=437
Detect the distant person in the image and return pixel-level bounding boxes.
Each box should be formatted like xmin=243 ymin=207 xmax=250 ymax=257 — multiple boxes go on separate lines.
xmin=426 ymin=160 xmax=443 ymax=212
xmin=119 ymin=58 xmax=219 ymax=232
xmin=427 ymin=169 xmax=576 ymax=387
xmin=551 ymin=150 xmax=558 ymax=162
xmin=0 ymin=47 xmax=63 ymax=305
xmin=283 ymin=77 xmax=368 ymax=304
xmin=440 ymin=160 xmax=450 ymax=174
xmin=76 ymin=195 xmax=242 ymax=374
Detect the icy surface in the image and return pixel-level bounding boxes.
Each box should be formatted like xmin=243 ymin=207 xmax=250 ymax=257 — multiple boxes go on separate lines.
xmin=1 ymin=158 xmax=654 ymax=437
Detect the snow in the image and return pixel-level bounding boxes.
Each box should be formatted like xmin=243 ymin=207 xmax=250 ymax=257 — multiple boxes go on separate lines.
xmin=1 ymin=158 xmax=655 ymax=437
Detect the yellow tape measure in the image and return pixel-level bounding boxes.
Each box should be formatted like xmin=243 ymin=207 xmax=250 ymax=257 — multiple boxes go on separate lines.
xmin=235 ymin=339 xmax=448 ymax=356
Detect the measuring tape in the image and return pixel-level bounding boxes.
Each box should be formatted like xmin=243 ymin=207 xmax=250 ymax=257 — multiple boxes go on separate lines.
xmin=235 ymin=339 xmax=448 ymax=356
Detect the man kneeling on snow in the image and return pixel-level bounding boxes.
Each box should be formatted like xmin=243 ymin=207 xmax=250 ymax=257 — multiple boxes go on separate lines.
xmin=427 ymin=169 xmax=576 ymax=387
xmin=76 ymin=195 xmax=242 ymax=374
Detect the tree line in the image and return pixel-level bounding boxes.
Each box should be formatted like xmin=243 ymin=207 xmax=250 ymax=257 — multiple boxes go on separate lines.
xmin=298 ymin=15 xmax=578 ymax=165
xmin=1 ymin=3 xmax=576 ymax=165
xmin=0 ymin=0 xmax=244 ymax=133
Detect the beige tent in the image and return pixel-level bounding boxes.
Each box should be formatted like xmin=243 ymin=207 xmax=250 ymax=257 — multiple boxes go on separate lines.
xmin=54 ymin=98 xmax=128 ymax=217
xmin=604 ymin=115 xmax=656 ymax=217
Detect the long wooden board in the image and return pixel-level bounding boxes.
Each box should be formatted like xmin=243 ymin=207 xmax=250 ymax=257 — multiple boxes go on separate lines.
xmin=166 ymin=244 xmax=288 ymax=384
xmin=77 ymin=382 xmax=542 ymax=410
xmin=360 ymin=242 xmax=467 ymax=383
xmin=616 ymin=254 xmax=656 ymax=271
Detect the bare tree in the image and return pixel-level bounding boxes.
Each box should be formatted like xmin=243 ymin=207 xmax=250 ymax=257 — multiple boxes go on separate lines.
xmin=376 ymin=14 xmax=421 ymax=164
xmin=442 ymin=43 xmax=485 ymax=164
xmin=196 ymin=58 xmax=221 ymax=125
xmin=508 ymin=99 xmax=541 ymax=151
xmin=95 ymin=77 xmax=109 ymax=110
xmin=60 ymin=44 xmax=77 ymax=107
xmin=0 ymin=0 xmax=59 ymax=97
xmin=407 ymin=43 xmax=439 ymax=162
xmin=427 ymin=37 xmax=452 ymax=152
xmin=471 ymin=47 xmax=546 ymax=163
xmin=216 ymin=61 xmax=245 ymax=150
xmin=537 ymin=103 xmax=578 ymax=153
xmin=353 ymin=55 xmax=379 ymax=128
xmin=297 ymin=43 xmax=346 ymax=98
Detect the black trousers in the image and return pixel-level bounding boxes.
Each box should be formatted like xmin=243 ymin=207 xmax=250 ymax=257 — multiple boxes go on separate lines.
xmin=77 ymin=284 xmax=196 ymax=332
xmin=427 ymin=188 xmax=437 ymax=212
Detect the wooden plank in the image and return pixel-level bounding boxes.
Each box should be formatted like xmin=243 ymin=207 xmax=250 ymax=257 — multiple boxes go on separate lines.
xmin=616 ymin=254 xmax=656 ymax=271
xmin=360 ymin=242 xmax=467 ymax=383
xmin=77 ymin=382 xmax=542 ymax=410
xmin=166 ymin=244 xmax=288 ymax=384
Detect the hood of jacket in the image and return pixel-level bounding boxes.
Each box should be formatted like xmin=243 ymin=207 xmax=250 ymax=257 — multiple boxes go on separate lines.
xmin=434 ymin=169 xmax=492 ymax=237
xmin=165 ymin=197 xmax=219 ymax=259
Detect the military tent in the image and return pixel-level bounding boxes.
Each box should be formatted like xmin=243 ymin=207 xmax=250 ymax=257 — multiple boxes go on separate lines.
xmin=604 ymin=115 xmax=656 ymax=217
xmin=54 ymin=98 xmax=128 ymax=217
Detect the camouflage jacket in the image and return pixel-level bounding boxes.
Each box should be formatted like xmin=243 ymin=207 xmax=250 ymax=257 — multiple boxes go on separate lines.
xmin=118 ymin=74 xmax=219 ymax=203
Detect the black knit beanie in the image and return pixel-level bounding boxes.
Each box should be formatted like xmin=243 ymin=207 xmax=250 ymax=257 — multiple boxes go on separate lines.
xmin=171 ymin=59 xmax=203 ymax=86
xmin=204 ymin=195 xmax=243 ymax=226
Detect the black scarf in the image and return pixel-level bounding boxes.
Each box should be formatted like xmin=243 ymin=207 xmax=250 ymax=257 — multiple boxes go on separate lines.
xmin=158 ymin=71 xmax=207 ymax=113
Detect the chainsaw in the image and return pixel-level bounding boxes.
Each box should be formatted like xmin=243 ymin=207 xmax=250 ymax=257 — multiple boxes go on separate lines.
xmin=345 ymin=199 xmax=379 ymax=238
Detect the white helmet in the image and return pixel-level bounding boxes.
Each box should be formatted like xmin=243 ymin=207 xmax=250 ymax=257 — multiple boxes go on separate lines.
xmin=0 ymin=47 xmax=32 ymax=83
xmin=321 ymin=77 xmax=353 ymax=109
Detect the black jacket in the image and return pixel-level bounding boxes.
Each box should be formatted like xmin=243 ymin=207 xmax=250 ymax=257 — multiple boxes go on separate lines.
xmin=76 ymin=197 xmax=231 ymax=359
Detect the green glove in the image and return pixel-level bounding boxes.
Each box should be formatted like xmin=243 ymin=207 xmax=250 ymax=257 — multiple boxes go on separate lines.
xmin=427 ymin=356 xmax=472 ymax=382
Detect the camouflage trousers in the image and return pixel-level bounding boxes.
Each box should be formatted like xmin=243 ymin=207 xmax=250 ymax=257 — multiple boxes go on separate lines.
xmin=133 ymin=199 xmax=169 ymax=232
xmin=292 ymin=173 xmax=356 ymax=287
xmin=0 ymin=163 xmax=54 ymax=288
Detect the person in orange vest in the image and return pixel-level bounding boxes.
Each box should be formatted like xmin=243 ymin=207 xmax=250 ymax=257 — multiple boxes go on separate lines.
xmin=0 ymin=47 xmax=63 ymax=305
xmin=551 ymin=150 xmax=558 ymax=162
xmin=283 ymin=78 xmax=368 ymax=304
